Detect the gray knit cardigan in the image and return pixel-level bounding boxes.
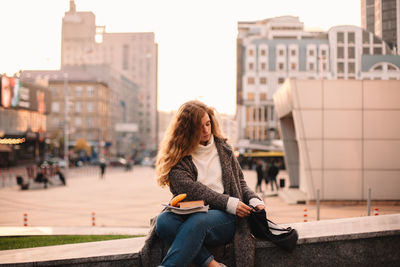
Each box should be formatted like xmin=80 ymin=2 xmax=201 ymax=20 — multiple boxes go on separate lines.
xmin=138 ymin=137 xmax=260 ymax=267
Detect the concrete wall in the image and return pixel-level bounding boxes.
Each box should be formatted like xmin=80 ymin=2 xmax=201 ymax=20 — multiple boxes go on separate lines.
xmin=274 ymin=79 xmax=400 ymax=200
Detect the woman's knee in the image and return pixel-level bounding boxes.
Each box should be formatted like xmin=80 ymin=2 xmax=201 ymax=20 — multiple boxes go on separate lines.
xmin=155 ymin=212 xmax=182 ymax=240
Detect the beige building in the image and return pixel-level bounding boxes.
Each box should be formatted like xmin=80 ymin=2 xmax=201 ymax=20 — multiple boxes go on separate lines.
xmin=274 ymin=79 xmax=400 ymax=200
xmin=61 ymin=1 xmax=158 ymax=152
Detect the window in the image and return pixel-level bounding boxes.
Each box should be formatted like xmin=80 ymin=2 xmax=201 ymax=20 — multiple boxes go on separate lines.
xmin=248 ymin=49 xmax=254 ymax=56
xmin=278 ymin=49 xmax=284 ymax=56
xmin=87 ymin=102 xmax=94 ymax=112
xmin=291 ymin=63 xmax=296 ymax=70
xmin=279 ymin=63 xmax=284 ymax=70
xmin=52 ymin=102 xmax=60 ymax=113
xmin=337 ymin=47 xmax=344 ymax=58
xmin=374 ymin=65 xmax=383 ymax=71
xmin=247 ymin=92 xmax=255 ymax=100
xmin=260 ymin=49 xmax=266 ymax=56
xmin=75 ymin=117 xmax=82 ymax=126
xmin=248 ymin=63 xmax=254 ymax=70
xmin=348 ymin=62 xmax=355 ymax=73
xmin=348 ymin=32 xmax=355 ymax=44
xmin=388 ymin=65 xmax=396 ymax=71
xmin=322 ymin=63 xmax=327 ymax=71
xmin=260 ymin=93 xmax=267 ymax=100
xmin=309 ymin=50 xmax=314 ymax=56
xmin=278 ymin=77 xmax=285 ymax=84
xmin=260 ymin=62 xmax=266 ymax=71
xmin=75 ymin=86 xmax=83 ymax=97
xmin=75 ymin=102 xmax=82 ymax=113
xmin=87 ymin=86 xmax=94 ymax=97
xmin=309 ymin=63 xmax=314 ymax=71
xmin=291 ymin=49 xmax=296 ymax=56
xmin=86 ymin=118 xmax=93 ymax=127
xmin=363 ymin=47 xmax=370 ymax=55
xmin=373 ymin=47 xmax=382 ymax=54
xmin=259 ymin=77 xmax=267 ymax=85
xmin=247 ymin=77 xmax=255 ymax=85
xmin=51 ymin=87 xmax=58 ymax=97
xmin=337 ymin=32 xmax=344 ymax=43
xmin=348 ymin=47 xmax=355 ymax=58
xmin=321 ymin=50 xmax=326 ymax=56
xmin=337 ymin=62 xmax=344 ymax=73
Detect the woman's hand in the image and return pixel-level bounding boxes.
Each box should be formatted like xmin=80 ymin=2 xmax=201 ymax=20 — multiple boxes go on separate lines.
xmin=236 ymin=201 xmax=252 ymax=217
xmin=255 ymin=204 xmax=265 ymax=211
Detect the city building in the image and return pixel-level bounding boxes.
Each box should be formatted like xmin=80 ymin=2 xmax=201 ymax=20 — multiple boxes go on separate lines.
xmin=20 ymin=65 xmax=139 ymax=160
xmin=0 ymin=75 xmax=51 ymax=167
xmin=61 ymin=0 xmax=158 ymax=153
xmin=274 ymin=79 xmax=400 ymax=200
xmin=236 ymin=16 xmax=400 ymax=150
xmin=361 ymin=0 xmax=400 ymax=52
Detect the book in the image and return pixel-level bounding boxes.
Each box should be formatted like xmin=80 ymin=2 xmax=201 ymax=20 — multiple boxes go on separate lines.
xmin=162 ymin=200 xmax=209 ymax=215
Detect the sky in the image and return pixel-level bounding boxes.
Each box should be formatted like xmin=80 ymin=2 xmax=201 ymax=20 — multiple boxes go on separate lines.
xmin=0 ymin=0 xmax=361 ymax=115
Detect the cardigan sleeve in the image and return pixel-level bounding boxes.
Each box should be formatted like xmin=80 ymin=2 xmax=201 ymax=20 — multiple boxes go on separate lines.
xmin=232 ymin=155 xmax=260 ymax=204
xmin=169 ymin=159 xmax=230 ymax=211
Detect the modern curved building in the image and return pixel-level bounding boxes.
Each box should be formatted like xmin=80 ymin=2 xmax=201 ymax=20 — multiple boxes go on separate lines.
xmin=273 ymin=79 xmax=400 ymax=200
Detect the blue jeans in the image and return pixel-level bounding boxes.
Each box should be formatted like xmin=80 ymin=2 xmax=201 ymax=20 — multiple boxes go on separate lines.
xmin=155 ymin=209 xmax=235 ymax=267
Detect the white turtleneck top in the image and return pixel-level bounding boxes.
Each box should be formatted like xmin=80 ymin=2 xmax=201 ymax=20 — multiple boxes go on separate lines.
xmin=191 ymin=135 xmax=264 ymax=215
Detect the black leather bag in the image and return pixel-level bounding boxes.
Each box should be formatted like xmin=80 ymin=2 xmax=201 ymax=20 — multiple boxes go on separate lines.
xmin=248 ymin=206 xmax=298 ymax=252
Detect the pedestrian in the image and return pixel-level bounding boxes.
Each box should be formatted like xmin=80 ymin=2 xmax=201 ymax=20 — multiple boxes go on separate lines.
xmin=255 ymin=160 xmax=264 ymax=193
xmin=55 ymin=165 xmax=66 ymax=185
xmin=99 ymin=159 xmax=106 ymax=179
xmin=139 ymin=100 xmax=265 ymax=267
xmin=267 ymin=160 xmax=280 ymax=191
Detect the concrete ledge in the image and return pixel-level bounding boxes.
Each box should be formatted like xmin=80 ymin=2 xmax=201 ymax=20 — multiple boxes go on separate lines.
xmin=1 ymin=214 xmax=399 ymax=266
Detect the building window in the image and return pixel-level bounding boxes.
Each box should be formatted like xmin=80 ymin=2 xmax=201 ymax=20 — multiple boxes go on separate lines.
xmin=75 ymin=102 xmax=82 ymax=113
xmin=309 ymin=63 xmax=314 ymax=71
xmin=51 ymin=87 xmax=58 ymax=97
xmin=291 ymin=49 xmax=296 ymax=56
xmin=260 ymin=49 xmax=266 ymax=56
xmin=87 ymin=102 xmax=94 ymax=112
xmin=348 ymin=62 xmax=355 ymax=73
xmin=321 ymin=50 xmax=326 ymax=56
xmin=260 ymin=62 xmax=266 ymax=71
xmin=75 ymin=117 xmax=82 ymax=127
xmin=279 ymin=49 xmax=284 ymax=56
xmin=259 ymin=77 xmax=267 ymax=85
xmin=363 ymin=47 xmax=370 ymax=55
xmin=374 ymin=65 xmax=383 ymax=71
xmin=337 ymin=47 xmax=344 ymax=58
xmin=248 ymin=62 xmax=254 ymax=70
xmin=322 ymin=63 xmax=327 ymax=71
xmin=247 ymin=77 xmax=255 ymax=85
xmin=87 ymin=86 xmax=94 ymax=97
xmin=348 ymin=47 xmax=355 ymax=58
xmin=337 ymin=32 xmax=344 ymax=43
xmin=260 ymin=93 xmax=267 ymax=100
xmin=75 ymin=86 xmax=83 ymax=97
xmin=247 ymin=92 xmax=255 ymax=100
xmin=278 ymin=77 xmax=285 ymax=84
xmin=249 ymin=49 xmax=254 ymax=56
xmin=86 ymin=117 xmax=93 ymax=127
xmin=337 ymin=62 xmax=344 ymax=73
xmin=291 ymin=63 xmax=296 ymax=70
xmin=309 ymin=50 xmax=314 ymax=56
xmin=279 ymin=63 xmax=284 ymax=70
xmin=373 ymin=47 xmax=382 ymax=54
xmin=52 ymin=102 xmax=59 ymax=113
xmin=348 ymin=32 xmax=355 ymax=44
xmin=388 ymin=65 xmax=397 ymax=71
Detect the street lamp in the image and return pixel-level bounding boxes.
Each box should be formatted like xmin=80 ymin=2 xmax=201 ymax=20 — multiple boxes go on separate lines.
xmin=63 ymin=72 xmax=69 ymax=177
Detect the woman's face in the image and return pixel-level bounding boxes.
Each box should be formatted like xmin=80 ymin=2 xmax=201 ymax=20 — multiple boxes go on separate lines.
xmin=199 ymin=113 xmax=211 ymax=145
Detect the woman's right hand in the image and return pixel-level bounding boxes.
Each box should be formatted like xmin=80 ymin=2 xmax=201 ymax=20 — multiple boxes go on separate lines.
xmin=236 ymin=201 xmax=252 ymax=217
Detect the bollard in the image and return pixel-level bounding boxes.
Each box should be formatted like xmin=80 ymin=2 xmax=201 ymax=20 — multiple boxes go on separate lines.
xmin=374 ymin=208 xmax=379 ymax=216
xmin=92 ymin=212 xmax=96 ymax=226
xmin=24 ymin=213 xmax=28 ymax=227
xmin=303 ymin=208 xmax=308 ymax=222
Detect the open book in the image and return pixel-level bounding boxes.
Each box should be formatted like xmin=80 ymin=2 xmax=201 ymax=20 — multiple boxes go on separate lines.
xmin=162 ymin=200 xmax=209 ymax=215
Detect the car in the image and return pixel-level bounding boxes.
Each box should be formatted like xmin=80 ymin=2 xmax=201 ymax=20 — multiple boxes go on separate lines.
xmin=109 ymin=157 xmax=127 ymax=167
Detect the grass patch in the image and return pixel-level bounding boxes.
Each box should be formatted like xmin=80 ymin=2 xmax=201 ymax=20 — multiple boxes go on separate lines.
xmin=0 ymin=235 xmax=142 ymax=251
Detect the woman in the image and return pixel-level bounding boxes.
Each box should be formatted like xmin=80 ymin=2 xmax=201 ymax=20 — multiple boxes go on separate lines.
xmin=139 ymin=100 xmax=265 ymax=267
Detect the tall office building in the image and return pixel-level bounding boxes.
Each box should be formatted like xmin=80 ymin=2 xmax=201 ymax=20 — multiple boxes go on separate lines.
xmin=236 ymin=16 xmax=400 ymax=148
xmin=361 ymin=0 xmax=400 ymax=52
xmin=61 ymin=0 xmax=158 ymax=153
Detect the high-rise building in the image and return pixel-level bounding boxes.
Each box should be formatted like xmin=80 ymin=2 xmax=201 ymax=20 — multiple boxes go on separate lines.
xmin=61 ymin=0 xmax=158 ymax=153
xmin=236 ymin=16 xmax=400 ymax=149
xmin=361 ymin=0 xmax=400 ymax=52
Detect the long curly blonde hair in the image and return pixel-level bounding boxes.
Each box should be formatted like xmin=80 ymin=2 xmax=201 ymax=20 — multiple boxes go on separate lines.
xmin=156 ymin=100 xmax=225 ymax=187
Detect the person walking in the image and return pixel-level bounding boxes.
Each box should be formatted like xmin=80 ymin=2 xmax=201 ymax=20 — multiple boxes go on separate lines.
xmin=255 ymin=160 xmax=265 ymax=193
xmin=267 ymin=161 xmax=280 ymax=192
xmin=99 ymin=159 xmax=106 ymax=179
xmin=139 ymin=100 xmax=265 ymax=267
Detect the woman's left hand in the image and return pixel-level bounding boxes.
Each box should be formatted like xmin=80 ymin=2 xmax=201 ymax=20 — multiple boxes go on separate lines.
xmin=255 ymin=204 xmax=265 ymax=210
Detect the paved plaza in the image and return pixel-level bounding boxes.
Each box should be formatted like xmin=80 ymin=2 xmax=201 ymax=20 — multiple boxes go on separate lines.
xmin=1 ymin=166 xmax=399 ymax=228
